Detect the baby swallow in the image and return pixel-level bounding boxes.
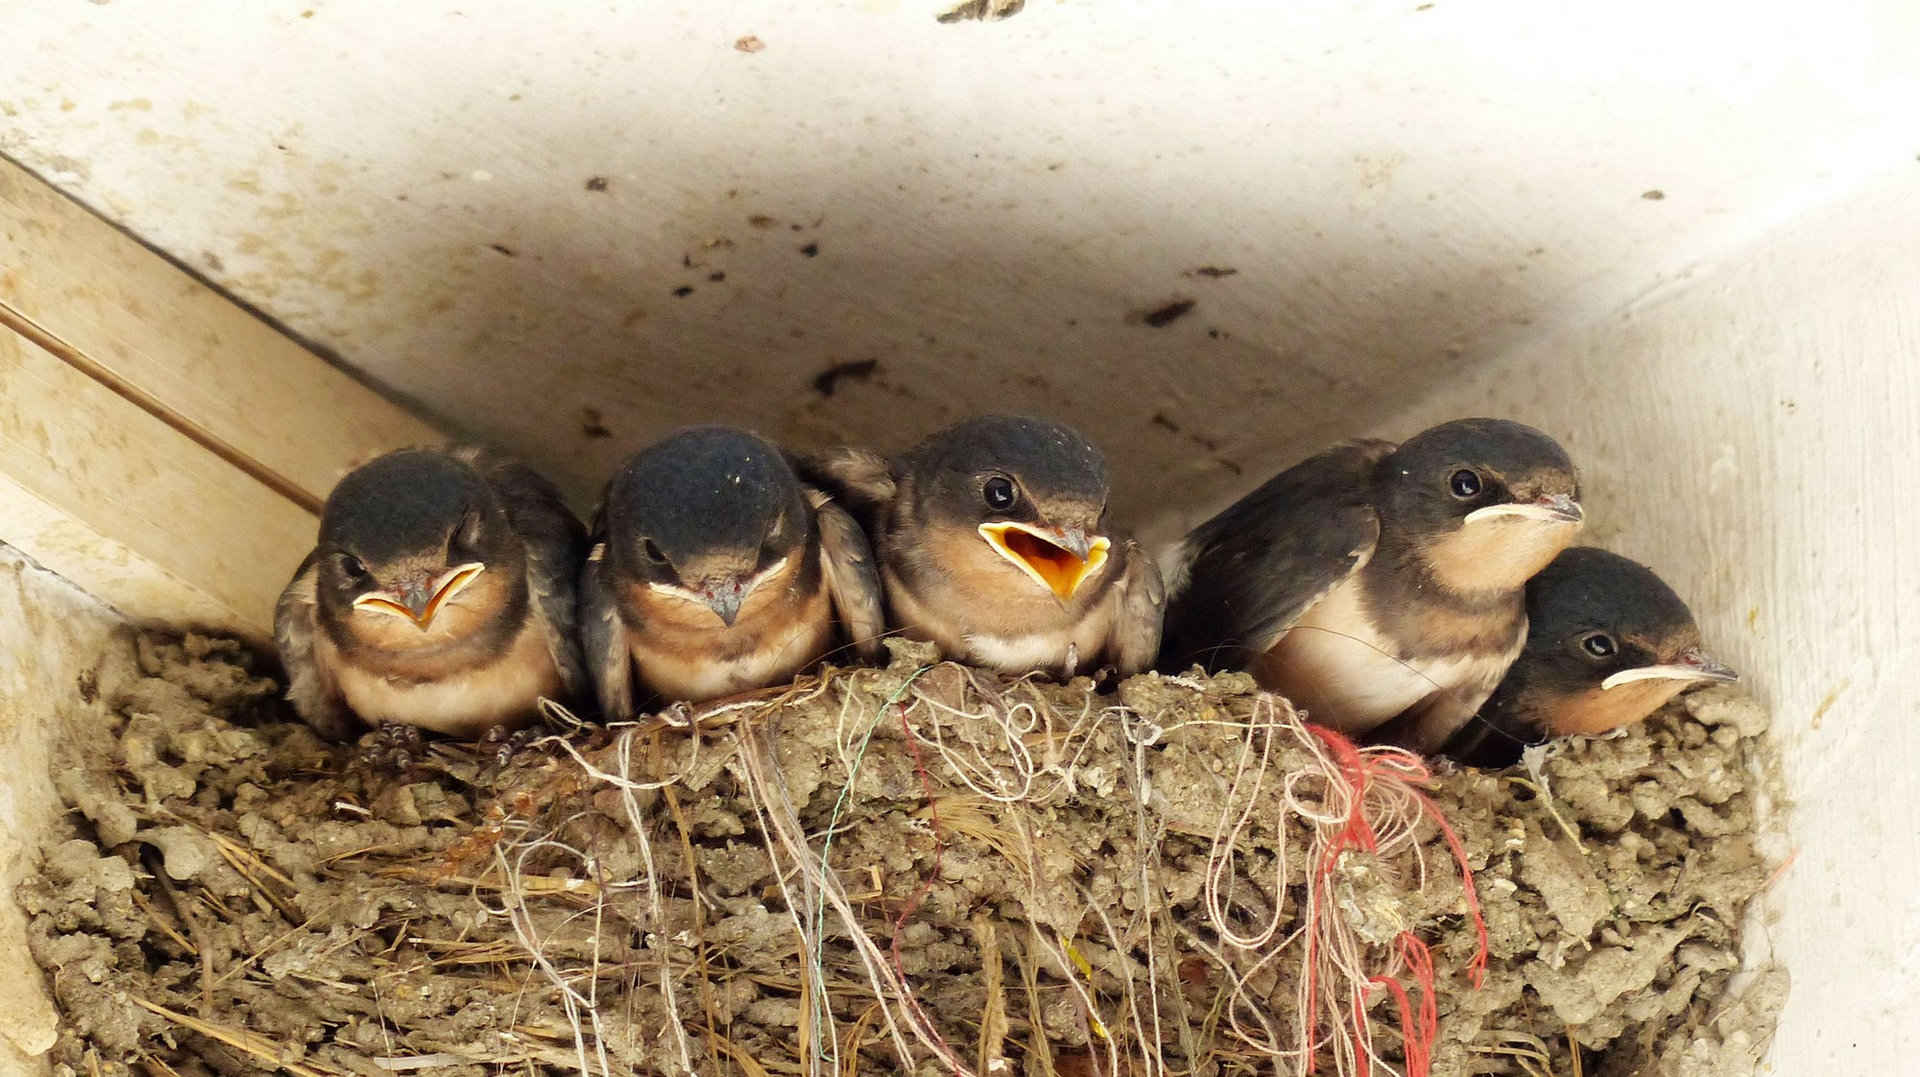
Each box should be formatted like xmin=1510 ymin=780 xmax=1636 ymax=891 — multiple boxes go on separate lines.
xmin=579 ymin=426 xmax=886 ymax=717
xmin=1160 ymin=418 xmax=1584 ymax=752
xmin=1440 ymin=546 xmax=1738 ymax=767
xmin=274 ymin=446 xmax=588 ymax=740
xmin=803 ymin=414 xmax=1164 ymax=677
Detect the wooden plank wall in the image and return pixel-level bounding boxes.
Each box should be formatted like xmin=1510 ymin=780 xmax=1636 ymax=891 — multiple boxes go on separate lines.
xmin=0 ymin=160 xmax=441 ymax=642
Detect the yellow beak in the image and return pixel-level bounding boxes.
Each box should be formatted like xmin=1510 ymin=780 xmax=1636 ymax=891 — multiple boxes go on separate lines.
xmin=978 ymin=522 xmax=1110 ymax=602
xmin=352 ymin=562 xmax=486 ymax=629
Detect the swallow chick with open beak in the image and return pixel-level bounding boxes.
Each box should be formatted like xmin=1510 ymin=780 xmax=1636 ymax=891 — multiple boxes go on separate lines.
xmin=579 ymin=426 xmax=886 ymax=718
xmin=273 ymin=446 xmax=589 ymax=740
xmin=803 ymin=414 xmax=1165 ymax=678
xmin=1439 ymin=546 xmax=1737 ymax=767
xmin=1159 ymin=418 xmax=1584 ymax=753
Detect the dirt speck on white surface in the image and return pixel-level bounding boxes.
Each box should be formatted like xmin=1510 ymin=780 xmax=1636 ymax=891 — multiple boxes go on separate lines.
xmin=20 ymin=633 xmax=1784 ymax=1076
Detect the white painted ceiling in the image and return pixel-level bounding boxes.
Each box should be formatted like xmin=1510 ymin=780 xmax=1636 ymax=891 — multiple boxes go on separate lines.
xmin=2 ymin=0 xmax=1913 ymax=525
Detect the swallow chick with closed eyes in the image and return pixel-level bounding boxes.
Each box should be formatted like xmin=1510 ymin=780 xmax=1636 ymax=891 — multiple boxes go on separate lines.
xmin=274 ymin=446 xmax=588 ymax=741
xmin=579 ymin=426 xmax=886 ymax=718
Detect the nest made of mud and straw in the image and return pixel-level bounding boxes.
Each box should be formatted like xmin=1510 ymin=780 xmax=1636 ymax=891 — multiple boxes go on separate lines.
xmin=22 ymin=633 xmax=1785 ymax=1077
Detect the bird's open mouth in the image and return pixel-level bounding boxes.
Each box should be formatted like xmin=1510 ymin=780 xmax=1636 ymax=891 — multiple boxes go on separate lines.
xmin=352 ymin=562 xmax=486 ymax=629
xmin=978 ymin=522 xmax=1110 ymax=601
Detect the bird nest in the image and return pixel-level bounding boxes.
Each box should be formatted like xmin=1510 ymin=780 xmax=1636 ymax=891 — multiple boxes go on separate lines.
xmin=22 ymin=632 xmax=1786 ymax=1077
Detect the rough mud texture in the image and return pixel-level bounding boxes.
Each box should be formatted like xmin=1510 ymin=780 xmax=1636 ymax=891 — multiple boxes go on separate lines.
xmin=21 ymin=633 xmax=1784 ymax=1077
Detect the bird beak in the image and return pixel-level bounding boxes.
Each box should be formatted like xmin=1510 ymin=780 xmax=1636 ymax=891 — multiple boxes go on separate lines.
xmin=698 ymin=575 xmax=748 ymax=627
xmin=654 ymin=556 xmax=788 ymax=628
xmin=1465 ymin=492 xmax=1585 ymax=526
xmin=351 ymin=562 xmax=486 ymax=630
xmin=978 ymin=522 xmax=1111 ymax=602
xmin=1601 ymin=646 xmax=1739 ymax=690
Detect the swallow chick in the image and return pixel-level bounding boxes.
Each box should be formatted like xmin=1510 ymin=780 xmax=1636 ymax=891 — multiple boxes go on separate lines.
xmin=1439 ymin=546 xmax=1738 ymax=767
xmin=274 ymin=446 xmax=588 ymax=740
xmin=579 ymin=426 xmax=886 ymax=717
xmin=803 ymin=414 xmax=1164 ymax=677
xmin=1159 ymin=418 xmax=1584 ymax=753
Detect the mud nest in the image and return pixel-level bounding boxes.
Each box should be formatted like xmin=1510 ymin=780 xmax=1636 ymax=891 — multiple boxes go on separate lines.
xmin=22 ymin=632 xmax=1785 ymax=1077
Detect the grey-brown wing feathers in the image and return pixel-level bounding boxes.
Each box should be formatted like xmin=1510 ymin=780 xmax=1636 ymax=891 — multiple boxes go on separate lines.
xmin=1105 ymin=539 xmax=1167 ymax=675
xmin=456 ymin=445 xmax=589 ymax=700
xmin=808 ymin=488 xmax=888 ymax=660
xmin=273 ymin=551 xmax=358 ymax=740
xmin=1158 ymin=439 xmax=1391 ymax=673
xmin=579 ymin=539 xmax=638 ymax=721
xmin=791 ymin=446 xmax=897 ymax=529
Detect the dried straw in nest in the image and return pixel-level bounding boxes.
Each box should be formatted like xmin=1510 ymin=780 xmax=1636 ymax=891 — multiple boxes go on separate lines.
xmin=22 ymin=633 xmax=1786 ymax=1077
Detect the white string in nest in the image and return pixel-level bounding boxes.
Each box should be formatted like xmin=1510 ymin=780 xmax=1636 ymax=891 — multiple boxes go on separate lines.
xmin=483 ymin=661 xmax=1486 ymax=1077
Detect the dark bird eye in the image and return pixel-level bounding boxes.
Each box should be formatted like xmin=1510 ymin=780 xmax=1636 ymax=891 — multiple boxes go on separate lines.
xmin=641 ymin=539 xmax=669 ymax=565
xmin=337 ymin=554 xmax=369 ymax=582
xmin=982 ymin=476 xmax=1017 ymax=512
xmin=1581 ymin=632 xmax=1618 ymax=659
xmin=1448 ymin=469 xmax=1483 ymax=499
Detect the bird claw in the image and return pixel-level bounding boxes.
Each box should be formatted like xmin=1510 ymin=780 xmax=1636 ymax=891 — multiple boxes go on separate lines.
xmin=479 ymin=723 xmax=543 ymax=769
xmin=355 ymin=722 xmax=429 ymax=780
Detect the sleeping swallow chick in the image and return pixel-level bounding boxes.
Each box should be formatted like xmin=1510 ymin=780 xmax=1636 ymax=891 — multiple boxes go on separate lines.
xmin=1159 ymin=418 xmax=1584 ymax=753
xmin=580 ymin=426 xmax=886 ymax=718
xmin=1440 ymin=546 xmax=1737 ymax=767
xmin=273 ymin=446 xmax=588 ymax=740
xmin=803 ymin=414 xmax=1165 ymax=678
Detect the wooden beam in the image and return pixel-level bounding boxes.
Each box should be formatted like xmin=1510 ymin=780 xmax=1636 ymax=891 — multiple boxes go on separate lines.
xmin=0 ymin=159 xmax=442 ymax=639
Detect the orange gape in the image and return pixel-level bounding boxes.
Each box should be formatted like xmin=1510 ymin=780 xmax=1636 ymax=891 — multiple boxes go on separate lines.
xmin=977 ymin=521 xmax=1110 ymax=601
xmin=352 ymin=562 xmax=486 ymax=627
xmin=1003 ymin=530 xmax=1090 ymax=593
